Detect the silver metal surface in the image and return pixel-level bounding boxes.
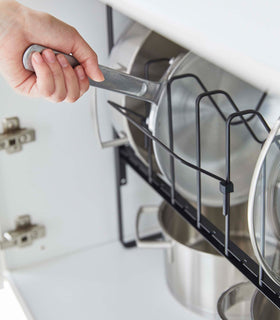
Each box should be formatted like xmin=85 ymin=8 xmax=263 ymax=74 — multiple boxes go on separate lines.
xmin=217 ymin=281 xmax=280 ymax=320
xmin=23 ymin=44 xmax=162 ymax=104
xmin=248 ymin=117 xmax=280 ymax=286
xmin=23 ymin=44 xmax=79 ymax=72
xmin=0 ymin=215 xmax=46 ymax=249
xmin=0 ymin=117 xmax=35 ymax=153
xmin=136 ymin=205 xmax=171 ymax=249
xmin=149 ymin=52 xmax=273 ymax=207
xmin=105 ymin=22 xmax=186 ymax=166
xmin=2 ymin=117 xmax=20 ymax=133
xmin=91 ymin=88 xmax=129 ymax=148
xmin=251 ymin=289 xmax=280 ymax=319
xmin=25 ymin=27 xmax=186 ymax=157
xmin=136 ymin=201 xmax=253 ymax=317
xmin=92 ymin=66 xmax=162 ymax=104
xmin=102 ymin=23 xmax=279 ymax=208
xmin=217 ymin=282 xmax=255 ymax=320
xmin=23 ymin=41 xmax=274 ymax=208
xmin=267 ymin=167 xmax=280 ymax=239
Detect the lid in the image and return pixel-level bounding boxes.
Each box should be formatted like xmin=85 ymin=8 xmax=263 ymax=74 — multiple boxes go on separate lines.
xmin=150 ymin=51 xmax=270 ymax=207
xmin=248 ymin=117 xmax=280 ymax=286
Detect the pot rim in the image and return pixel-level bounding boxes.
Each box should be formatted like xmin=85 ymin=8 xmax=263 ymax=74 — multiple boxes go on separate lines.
xmin=157 ymin=202 xmax=252 ymax=259
xmin=217 ymin=281 xmax=255 ymax=320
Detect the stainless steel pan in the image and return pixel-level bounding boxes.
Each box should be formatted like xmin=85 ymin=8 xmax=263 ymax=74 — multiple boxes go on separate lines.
xmin=94 ymin=22 xmax=186 ymax=167
xmin=23 ymin=43 xmax=182 ymax=104
xmin=23 ymin=43 xmax=273 ymax=207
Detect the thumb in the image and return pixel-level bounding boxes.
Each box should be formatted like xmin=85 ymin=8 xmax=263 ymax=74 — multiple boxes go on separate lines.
xmin=71 ymin=32 xmax=104 ymax=82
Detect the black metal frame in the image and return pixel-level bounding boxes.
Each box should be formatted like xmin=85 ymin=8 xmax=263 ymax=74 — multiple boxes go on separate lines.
xmin=106 ymin=5 xmax=280 ymax=309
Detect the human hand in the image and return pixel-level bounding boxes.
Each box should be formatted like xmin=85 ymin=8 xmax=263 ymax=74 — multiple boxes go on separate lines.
xmin=0 ymin=1 xmax=104 ymax=102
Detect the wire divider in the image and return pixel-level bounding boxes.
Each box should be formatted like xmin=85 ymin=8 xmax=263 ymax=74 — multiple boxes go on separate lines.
xmin=105 ymin=10 xmax=280 ymax=308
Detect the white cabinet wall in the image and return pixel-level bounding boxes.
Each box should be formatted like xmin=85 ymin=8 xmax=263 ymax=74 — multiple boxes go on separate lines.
xmin=0 ymin=0 xmax=161 ymax=270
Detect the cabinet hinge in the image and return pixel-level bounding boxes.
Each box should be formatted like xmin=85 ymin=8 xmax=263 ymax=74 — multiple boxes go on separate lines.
xmin=0 ymin=215 xmax=46 ymax=250
xmin=0 ymin=117 xmax=35 ymax=154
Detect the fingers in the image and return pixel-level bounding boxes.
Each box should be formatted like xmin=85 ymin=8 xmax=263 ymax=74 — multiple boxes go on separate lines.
xmin=71 ymin=31 xmax=104 ymax=82
xmin=74 ymin=65 xmax=90 ymax=96
xmin=32 ymin=52 xmax=55 ymax=98
xmin=56 ymin=54 xmax=79 ymax=103
xmin=42 ymin=50 xmax=66 ymax=102
xmin=31 ymin=49 xmax=89 ymax=102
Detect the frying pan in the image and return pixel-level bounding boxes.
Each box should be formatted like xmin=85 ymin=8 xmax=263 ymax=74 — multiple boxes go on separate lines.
xmin=23 ymin=44 xmax=268 ymax=206
xmin=101 ymin=22 xmax=186 ymax=171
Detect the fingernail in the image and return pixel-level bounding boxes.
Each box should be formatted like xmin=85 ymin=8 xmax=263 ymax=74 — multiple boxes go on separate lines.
xmin=57 ymin=55 xmax=69 ymax=68
xmin=92 ymin=69 xmax=105 ymax=82
xmin=32 ymin=52 xmax=43 ymax=64
xmin=43 ymin=50 xmax=56 ymax=63
xmin=76 ymin=66 xmax=85 ymax=80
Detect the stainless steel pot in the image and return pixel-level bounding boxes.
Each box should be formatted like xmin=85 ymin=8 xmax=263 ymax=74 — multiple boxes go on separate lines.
xmin=136 ymin=201 xmax=254 ymax=317
xmin=217 ymin=282 xmax=254 ymax=320
xmin=251 ymin=289 xmax=280 ymax=319
xmin=217 ymin=281 xmax=280 ymax=320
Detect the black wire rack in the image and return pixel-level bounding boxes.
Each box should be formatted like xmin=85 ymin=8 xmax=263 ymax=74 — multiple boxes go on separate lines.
xmin=106 ymin=6 xmax=280 ymax=310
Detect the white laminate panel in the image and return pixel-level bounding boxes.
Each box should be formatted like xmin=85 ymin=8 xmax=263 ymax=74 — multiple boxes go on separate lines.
xmin=100 ymin=0 xmax=280 ymax=96
xmin=8 ymin=242 xmax=204 ymax=320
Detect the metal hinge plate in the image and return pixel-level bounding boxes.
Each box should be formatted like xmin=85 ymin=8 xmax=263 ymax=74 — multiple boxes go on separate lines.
xmin=0 ymin=117 xmax=35 ymax=154
xmin=0 ymin=215 xmax=46 ymax=250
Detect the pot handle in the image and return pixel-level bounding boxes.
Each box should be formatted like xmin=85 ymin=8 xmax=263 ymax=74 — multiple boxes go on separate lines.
xmin=90 ymin=88 xmax=129 ymax=148
xmin=23 ymin=45 xmax=161 ymax=104
xmin=136 ymin=205 xmax=172 ymax=249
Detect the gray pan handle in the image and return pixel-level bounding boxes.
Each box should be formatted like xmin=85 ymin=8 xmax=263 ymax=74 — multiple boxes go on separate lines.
xmin=23 ymin=44 xmax=161 ymax=104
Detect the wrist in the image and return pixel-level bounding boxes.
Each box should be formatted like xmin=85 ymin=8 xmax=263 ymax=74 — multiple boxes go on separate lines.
xmin=0 ymin=1 xmax=25 ymax=42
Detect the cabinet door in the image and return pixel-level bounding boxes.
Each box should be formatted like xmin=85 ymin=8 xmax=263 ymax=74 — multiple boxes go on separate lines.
xmin=0 ymin=0 xmax=130 ymax=270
